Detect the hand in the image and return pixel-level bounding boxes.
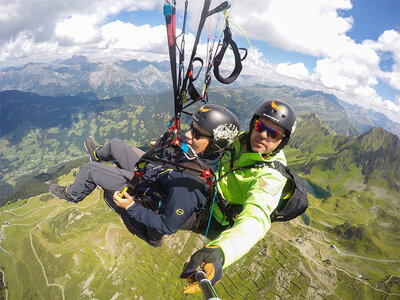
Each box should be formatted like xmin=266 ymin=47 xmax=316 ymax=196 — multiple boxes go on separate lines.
xmin=113 ymin=190 xmax=134 ymax=209
xmin=180 ymin=246 xmax=224 ymax=294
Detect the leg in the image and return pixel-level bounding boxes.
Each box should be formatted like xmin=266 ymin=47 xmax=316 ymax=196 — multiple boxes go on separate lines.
xmin=96 ymin=138 xmax=145 ymax=172
xmin=120 ymin=214 xmax=163 ymax=248
xmin=67 ymin=161 xmax=133 ymax=202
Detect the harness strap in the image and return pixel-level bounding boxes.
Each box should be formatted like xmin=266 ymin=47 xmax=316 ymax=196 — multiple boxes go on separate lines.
xmin=213 ymin=25 xmax=245 ymax=84
xmin=214 ymin=158 xmax=295 ymax=226
xmin=163 ymin=2 xmax=179 ymax=114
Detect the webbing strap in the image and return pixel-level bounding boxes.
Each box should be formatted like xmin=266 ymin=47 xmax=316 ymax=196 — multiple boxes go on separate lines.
xmin=163 ymin=2 xmax=179 ymax=113
xmin=203 ymin=161 xmax=220 ymax=246
xmin=213 ymin=25 xmax=244 ymax=84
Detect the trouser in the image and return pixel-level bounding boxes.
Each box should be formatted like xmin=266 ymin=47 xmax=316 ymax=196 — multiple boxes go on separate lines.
xmin=66 ymin=138 xmax=162 ymax=247
xmin=67 ymin=138 xmax=143 ymax=203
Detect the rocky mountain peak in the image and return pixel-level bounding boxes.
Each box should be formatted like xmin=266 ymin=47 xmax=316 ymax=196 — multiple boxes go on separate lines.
xmin=357 ymin=127 xmax=399 ymax=152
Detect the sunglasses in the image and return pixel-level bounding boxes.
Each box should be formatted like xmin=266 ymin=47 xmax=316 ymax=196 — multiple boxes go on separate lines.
xmin=254 ymin=119 xmax=285 ymax=140
xmin=190 ymin=122 xmax=213 ymax=139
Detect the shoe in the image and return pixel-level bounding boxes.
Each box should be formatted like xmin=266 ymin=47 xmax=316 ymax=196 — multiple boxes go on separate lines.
xmin=48 ymin=184 xmax=75 ymax=202
xmin=84 ymin=137 xmax=100 ymax=162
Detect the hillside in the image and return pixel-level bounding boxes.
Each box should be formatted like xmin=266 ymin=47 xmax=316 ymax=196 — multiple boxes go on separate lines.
xmin=288 ymin=114 xmax=400 ymax=193
xmin=0 ymin=86 xmax=379 ymax=186
xmin=0 ymin=113 xmax=399 ymax=299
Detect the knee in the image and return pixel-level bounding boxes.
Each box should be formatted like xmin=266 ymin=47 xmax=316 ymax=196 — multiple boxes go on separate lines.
xmin=86 ymin=161 xmax=99 ymax=168
xmin=109 ymin=138 xmax=122 ymax=146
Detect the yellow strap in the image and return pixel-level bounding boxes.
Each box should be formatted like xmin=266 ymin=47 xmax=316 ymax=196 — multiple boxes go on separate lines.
xmin=223 ymin=10 xmax=253 ymax=48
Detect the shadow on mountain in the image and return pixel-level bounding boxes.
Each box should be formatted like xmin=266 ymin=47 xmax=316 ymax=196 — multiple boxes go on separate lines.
xmin=0 ymin=90 xmax=124 ymax=144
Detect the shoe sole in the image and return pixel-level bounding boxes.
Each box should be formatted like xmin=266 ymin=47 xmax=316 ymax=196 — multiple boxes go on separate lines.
xmin=49 ymin=188 xmax=64 ymax=200
xmin=84 ymin=139 xmax=95 ymax=161
xmin=49 ymin=186 xmax=76 ymax=202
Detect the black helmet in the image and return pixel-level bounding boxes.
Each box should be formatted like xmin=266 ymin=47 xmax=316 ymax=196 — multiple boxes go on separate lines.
xmin=192 ymin=104 xmax=240 ymax=155
xmin=250 ymin=100 xmax=296 ymax=151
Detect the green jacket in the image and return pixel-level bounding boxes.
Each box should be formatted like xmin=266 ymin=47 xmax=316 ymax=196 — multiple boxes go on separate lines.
xmin=208 ymin=133 xmax=287 ymax=267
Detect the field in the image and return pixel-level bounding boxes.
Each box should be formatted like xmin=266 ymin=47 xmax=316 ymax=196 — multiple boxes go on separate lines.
xmin=1 ymin=170 xmax=399 ymax=299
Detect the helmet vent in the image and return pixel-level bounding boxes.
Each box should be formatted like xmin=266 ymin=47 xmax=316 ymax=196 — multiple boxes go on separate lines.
xmin=282 ymin=114 xmax=286 ymax=119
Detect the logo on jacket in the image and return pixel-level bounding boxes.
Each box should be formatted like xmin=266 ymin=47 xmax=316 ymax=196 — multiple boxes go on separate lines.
xmin=271 ymin=100 xmax=283 ymax=110
xmin=176 ymin=209 xmax=184 ymax=215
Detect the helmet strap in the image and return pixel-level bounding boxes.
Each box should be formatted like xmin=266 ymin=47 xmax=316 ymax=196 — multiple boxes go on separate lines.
xmin=246 ymin=117 xmax=256 ymax=153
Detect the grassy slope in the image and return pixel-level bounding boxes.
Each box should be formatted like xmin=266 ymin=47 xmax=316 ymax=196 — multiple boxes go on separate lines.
xmin=1 ymin=108 xmax=399 ymax=299
xmin=1 ymin=160 xmax=399 ymax=299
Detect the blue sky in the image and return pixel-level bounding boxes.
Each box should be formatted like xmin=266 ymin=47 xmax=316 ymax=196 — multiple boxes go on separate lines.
xmin=0 ymin=0 xmax=399 ymax=123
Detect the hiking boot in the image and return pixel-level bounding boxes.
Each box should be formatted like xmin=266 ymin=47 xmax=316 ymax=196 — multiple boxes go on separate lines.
xmin=84 ymin=137 xmax=100 ymax=162
xmin=48 ymin=184 xmax=75 ymax=202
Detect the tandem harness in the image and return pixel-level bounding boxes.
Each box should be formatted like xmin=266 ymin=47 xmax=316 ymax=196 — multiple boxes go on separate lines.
xmin=213 ymin=160 xmax=309 ymax=227
xmin=125 ymin=129 xmax=216 ymax=197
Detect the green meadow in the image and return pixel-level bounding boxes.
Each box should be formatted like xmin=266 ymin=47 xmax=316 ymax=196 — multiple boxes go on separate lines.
xmin=1 ymin=166 xmax=399 ymax=299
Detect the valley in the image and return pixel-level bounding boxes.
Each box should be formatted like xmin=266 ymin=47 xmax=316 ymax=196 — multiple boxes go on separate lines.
xmin=1 ymin=84 xmax=400 ymax=299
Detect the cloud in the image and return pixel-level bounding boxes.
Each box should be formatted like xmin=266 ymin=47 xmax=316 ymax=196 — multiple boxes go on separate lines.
xmin=231 ymin=0 xmax=353 ymax=56
xmin=276 ymin=62 xmax=310 ymax=80
xmin=373 ymin=30 xmax=400 ymax=90
xmin=227 ymin=0 xmax=400 ymax=123
xmin=101 ymin=21 xmax=164 ymax=51
xmin=0 ymin=0 xmax=161 ymax=65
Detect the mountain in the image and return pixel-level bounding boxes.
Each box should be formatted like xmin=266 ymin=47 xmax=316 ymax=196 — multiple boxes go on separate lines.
xmin=288 ymin=113 xmax=400 ymax=193
xmin=0 ymin=114 xmax=399 ymax=299
xmin=0 ymin=89 xmax=176 ymax=193
xmin=2 ymin=85 xmax=399 ymax=195
xmin=0 ymin=56 xmax=172 ymax=98
xmin=0 ymin=86 xmax=362 ymax=188
xmin=1 ymin=56 xmax=400 ymax=137
xmin=340 ymin=101 xmax=400 ymax=136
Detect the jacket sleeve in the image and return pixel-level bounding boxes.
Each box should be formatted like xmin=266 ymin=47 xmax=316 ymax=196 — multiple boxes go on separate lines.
xmin=126 ymin=175 xmax=207 ymax=235
xmin=208 ymin=168 xmax=286 ymax=268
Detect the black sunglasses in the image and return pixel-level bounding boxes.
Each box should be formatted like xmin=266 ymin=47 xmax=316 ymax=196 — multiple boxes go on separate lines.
xmin=190 ymin=122 xmax=213 ymax=139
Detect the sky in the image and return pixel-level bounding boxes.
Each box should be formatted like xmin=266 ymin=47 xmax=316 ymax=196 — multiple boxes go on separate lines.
xmin=0 ymin=0 xmax=399 ymax=123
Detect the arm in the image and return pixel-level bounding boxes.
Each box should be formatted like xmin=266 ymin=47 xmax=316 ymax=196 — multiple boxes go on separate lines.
xmin=208 ymin=169 xmax=286 ymax=267
xmin=114 ymin=176 xmax=207 ymax=235
xmin=114 ymin=190 xmax=174 ymax=234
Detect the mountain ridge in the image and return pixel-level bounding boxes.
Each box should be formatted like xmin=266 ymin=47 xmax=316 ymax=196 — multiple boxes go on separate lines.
xmin=1 ymin=55 xmax=399 ymax=137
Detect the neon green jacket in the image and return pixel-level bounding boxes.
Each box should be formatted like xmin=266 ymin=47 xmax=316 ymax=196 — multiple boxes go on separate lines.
xmin=208 ymin=133 xmax=287 ymax=267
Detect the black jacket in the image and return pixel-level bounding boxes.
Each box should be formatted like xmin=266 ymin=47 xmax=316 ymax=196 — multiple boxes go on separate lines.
xmin=125 ymin=150 xmax=218 ymax=236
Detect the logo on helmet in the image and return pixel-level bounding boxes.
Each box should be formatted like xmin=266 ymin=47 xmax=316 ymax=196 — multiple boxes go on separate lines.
xmin=271 ymin=101 xmax=284 ymax=110
xmin=213 ymin=123 xmax=239 ymax=146
xmin=200 ymin=106 xmax=211 ymax=112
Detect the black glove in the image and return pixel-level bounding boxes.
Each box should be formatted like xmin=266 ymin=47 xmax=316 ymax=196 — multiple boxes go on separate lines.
xmin=180 ymin=246 xmax=224 ymax=294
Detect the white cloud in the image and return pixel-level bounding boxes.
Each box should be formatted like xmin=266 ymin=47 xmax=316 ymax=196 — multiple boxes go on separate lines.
xmin=55 ymin=15 xmax=101 ymax=44
xmin=372 ymin=30 xmax=400 ymax=90
xmin=227 ymin=0 xmax=400 ymax=123
xmin=276 ymin=62 xmax=310 ymax=80
xmin=230 ymin=0 xmax=353 ymax=56
xmin=101 ymin=21 xmax=166 ymax=52
xmin=0 ymin=0 xmax=163 ymax=66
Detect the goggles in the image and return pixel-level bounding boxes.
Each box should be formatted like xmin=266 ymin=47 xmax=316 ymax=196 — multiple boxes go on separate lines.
xmin=254 ymin=119 xmax=284 ymax=140
xmin=190 ymin=122 xmax=213 ymax=140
